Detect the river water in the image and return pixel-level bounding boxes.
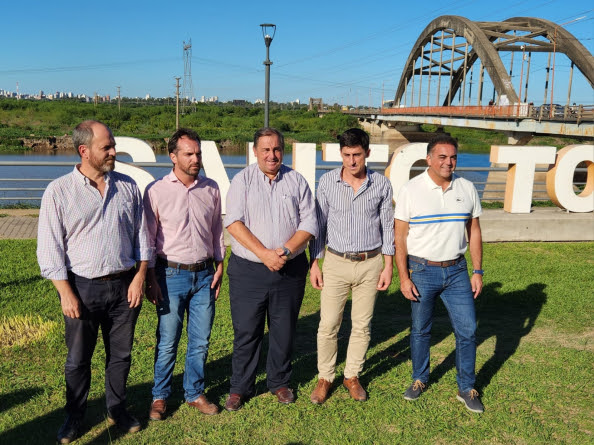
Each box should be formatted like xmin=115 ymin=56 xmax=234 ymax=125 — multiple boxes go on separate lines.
xmin=0 ymin=151 xmax=491 ymax=204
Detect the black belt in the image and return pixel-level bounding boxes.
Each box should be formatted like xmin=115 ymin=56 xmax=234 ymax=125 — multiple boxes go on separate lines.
xmin=157 ymin=257 xmax=213 ymax=272
xmin=327 ymin=247 xmax=382 ymax=262
xmin=408 ymin=255 xmax=463 ymax=267
xmin=94 ymin=268 xmax=134 ymax=281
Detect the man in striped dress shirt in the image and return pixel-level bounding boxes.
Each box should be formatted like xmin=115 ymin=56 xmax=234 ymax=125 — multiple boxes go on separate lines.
xmin=37 ymin=121 xmax=150 ymax=443
xmin=394 ymin=134 xmax=485 ymax=413
xmin=309 ymin=128 xmax=395 ymax=404
xmin=223 ymin=127 xmax=317 ymax=411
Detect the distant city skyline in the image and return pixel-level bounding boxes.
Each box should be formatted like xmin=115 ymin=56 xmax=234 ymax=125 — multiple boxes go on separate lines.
xmin=0 ymin=1 xmax=592 ymax=107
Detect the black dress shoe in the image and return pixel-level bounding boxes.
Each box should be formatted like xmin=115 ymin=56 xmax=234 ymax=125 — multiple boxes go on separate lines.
xmin=107 ymin=409 xmax=141 ymax=433
xmin=57 ymin=415 xmax=82 ymax=444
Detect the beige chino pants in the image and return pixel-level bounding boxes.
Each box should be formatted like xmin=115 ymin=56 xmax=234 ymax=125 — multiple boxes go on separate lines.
xmin=316 ymin=252 xmax=383 ymax=381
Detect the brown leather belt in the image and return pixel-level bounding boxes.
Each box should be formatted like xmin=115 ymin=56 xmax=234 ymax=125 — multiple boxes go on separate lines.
xmin=327 ymin=247 xmax=382 ymax=262
xmin=408 ymin=255 xmax=463 ymax=267
xmin=157 ymin=257 xmax=213 ymax=272
xmin=95 ymin=268 xmax=134 ymax=281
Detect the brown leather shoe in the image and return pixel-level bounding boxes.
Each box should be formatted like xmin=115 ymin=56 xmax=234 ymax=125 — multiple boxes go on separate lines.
xmin=274 ymin=387 xmax=295 ymax=404
xmin=224 ymin=393 xmax=244 ymax=412
xmin=310 ymin=379 xmax=332 ymax=404
xmin=343 ymin=376 xmax=367 ymax=401
xmin=187 ymin=395 xmax=219 ymax=415
xmin=149 ymin=399 xmax=167 ymax=421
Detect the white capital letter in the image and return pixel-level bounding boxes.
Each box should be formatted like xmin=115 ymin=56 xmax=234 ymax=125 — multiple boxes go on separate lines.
xmin=546 ymin=144 xmax=594 ymax=213
xmin=490 ymin=145 xmax=557 ymax=213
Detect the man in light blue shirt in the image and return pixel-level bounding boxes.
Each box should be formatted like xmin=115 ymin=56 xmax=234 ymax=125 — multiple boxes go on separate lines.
xmin=223 ymin=127 xmax=317 ymax=411
xmin=37 ymin=120 xmax=150 ymax=443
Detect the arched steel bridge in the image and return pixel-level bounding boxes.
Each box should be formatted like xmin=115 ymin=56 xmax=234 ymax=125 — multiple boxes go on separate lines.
xmin=336 ymin=15 xmax=594 ymax=139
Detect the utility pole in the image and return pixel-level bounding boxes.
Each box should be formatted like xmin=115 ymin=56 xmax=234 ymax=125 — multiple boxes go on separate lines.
xmin=116 ymin=86 xmax=121 ymax=113
xmin=175 ymin=77 xmax=181 ymax=129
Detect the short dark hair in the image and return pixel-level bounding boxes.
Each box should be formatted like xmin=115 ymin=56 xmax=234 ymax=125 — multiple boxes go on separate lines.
xmin=427 ymin=134 xmax=458 ymax=155
xmin=339 ymin=128 xmax=369 ymax=151
xmin=72 ymin=120 xmax=104 ymax=157
xmin=254 ymin=127 xmax=284 ymax=150
xmin=168 ymin=128 xmax=201 ymax=154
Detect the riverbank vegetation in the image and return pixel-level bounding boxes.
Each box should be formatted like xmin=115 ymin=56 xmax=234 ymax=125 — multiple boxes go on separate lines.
xmin=0 ymin=99 xmax=358 ymax=152
xmin=0 ymin=99 xmax=585 ymax=153
xmin=0 ymin=240 xmax=592 ymax=444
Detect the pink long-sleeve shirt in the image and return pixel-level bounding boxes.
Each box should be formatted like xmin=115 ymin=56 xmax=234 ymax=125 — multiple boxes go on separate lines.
xmin=143 ymin=170 xmax=225 ymax=268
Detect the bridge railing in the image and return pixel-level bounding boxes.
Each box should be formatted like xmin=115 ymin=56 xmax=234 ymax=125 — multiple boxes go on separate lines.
xmin=0 ymin=161 xmax=587 ymax=205
xmin=343 ymin=104 xmax=594 ymax=123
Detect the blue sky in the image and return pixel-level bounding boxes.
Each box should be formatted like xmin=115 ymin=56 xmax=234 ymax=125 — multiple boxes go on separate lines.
xmin=0 ymin=0 xmax=592 ymax=106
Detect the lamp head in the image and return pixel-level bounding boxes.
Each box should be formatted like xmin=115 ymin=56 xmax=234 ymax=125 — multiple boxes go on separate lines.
xmin=260 ymin=23 xmax=276 ymax=47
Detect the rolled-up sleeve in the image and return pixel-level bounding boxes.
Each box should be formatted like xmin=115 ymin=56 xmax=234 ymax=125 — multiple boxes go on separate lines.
xmin=212 ymin=185 xmax=226 ymax=262
xmin=133 ymin=184 xmax=152 ymax=262
xmin=380 ymin=181 xmax=395 ymax=255
xmin=37 ymin=185 xmax=68 ymax=280
xmin=224 ymin=171 xmax=246 ymax=228
xmin=309 ymin=177 xmax=329 ymax=259
xmin=296 ymin=175 xmax=318 ymax=238
xmin=143 ymin=182 xmax=159 ymax=267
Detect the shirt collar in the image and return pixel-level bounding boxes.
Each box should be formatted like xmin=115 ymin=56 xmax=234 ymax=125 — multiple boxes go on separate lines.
xmin=167 ymin=169 xmax=200 ymax=187
xmin=258 ymin=164 xmax=285 ymax=183
xmin=73 ymin=164 xmax=110 ymax=185
xmin=422 ymin=168 xmax=457 ymax=191
xmin=333 ymin=167 xmax=373 ymax=186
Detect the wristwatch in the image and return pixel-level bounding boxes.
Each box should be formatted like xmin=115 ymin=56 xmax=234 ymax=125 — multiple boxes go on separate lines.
xmin=282 ymin=246 xmax=292 ymax=259
xmin=472 ymin=269 xmax=484 ymax=275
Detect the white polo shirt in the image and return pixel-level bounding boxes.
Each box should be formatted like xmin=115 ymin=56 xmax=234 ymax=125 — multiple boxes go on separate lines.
xmin=394 ymin=170 xmax=482 ymax=261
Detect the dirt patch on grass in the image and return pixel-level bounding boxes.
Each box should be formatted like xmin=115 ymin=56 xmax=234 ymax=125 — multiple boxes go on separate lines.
xmin=0 ymin=315 xmax=57 ymax=348
xmin=521 ymin=327 xmax=594 ymax=352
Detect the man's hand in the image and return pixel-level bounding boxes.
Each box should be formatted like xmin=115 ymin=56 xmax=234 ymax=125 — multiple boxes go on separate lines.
xmin=471 ymin=273 xmax=483 ymax=299
xmin=400 ymin=277 xmax=419 ymax=301
xmin=127 ymin=272 xmax=145 ymax=308
xmin=211 ymin=262 xmax=224 ymax=300
xmin=309 ymin=260 xmax=324 ymax=290
xmin=275 ymin=247 xmax=290 ymax=261
xmin=60 ymin=289 xmax=81 ymax=319
xmin=145 ymin=270 xmax=162 ymax=305
xmin=51 ymin=280 xmax=81 ymax=319
xmin=260 ymin=248 xmax=286 ymax=272
xmin=376 ymin=265 xmax=393 ymax=291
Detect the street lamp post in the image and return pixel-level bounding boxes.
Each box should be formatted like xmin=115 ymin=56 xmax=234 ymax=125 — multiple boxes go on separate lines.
xmin=260 ymin=23 xmax=276 ymax=128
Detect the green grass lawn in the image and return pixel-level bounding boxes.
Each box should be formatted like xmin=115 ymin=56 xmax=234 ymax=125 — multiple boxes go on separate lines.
xmin=1 ymin=240 xmax=593 ymax=444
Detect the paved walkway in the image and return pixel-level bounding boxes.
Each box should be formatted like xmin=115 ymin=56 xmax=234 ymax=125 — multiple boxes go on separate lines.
xmin=0 ymin=209 xmax=40 ymax=239
xmin=0 ymin=208 xmax=592 ymax=242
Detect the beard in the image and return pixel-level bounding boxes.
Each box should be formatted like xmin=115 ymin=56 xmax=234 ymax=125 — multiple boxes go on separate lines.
xmin=90 ymin=154 xmax=116 ymax=173
xmin=180 ymin=164 xmax=201 ymax=178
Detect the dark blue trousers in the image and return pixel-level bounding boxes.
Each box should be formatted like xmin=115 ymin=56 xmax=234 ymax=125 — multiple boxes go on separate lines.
xmin=64 ymin=270 xmax=140 ymax=418
xmin=227 ymin=252 xmax=308 ymax=395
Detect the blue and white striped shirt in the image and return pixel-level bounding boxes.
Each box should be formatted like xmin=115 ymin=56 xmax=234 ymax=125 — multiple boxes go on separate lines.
xmin=37 ymin=166 xmax=151 ymax=280
xmin=310 ymin=167 xmax=395 ymax=259
xmin=224 ymin=163 xmax=318 ymax=263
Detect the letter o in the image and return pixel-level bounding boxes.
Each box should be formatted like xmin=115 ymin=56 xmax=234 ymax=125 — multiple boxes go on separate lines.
xmin=546 ymin=144 xmax=594 ymax=213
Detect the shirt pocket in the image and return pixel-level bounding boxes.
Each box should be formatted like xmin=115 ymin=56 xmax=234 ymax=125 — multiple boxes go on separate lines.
xmin=364 ymin=195 xmax=383 ymax=217
xmin=281 ymin=195 xmax=300 ymax=226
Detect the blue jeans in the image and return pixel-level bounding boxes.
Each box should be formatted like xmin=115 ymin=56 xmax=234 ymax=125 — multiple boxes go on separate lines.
xmin=408 ymin=257 xmax=477 ymax=392
xmin=152 ymin=263 xmax=215 ymax=403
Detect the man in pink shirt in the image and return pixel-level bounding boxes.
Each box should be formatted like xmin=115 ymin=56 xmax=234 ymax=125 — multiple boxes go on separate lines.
xmin=143 ymin=128 xmax=225 ymax=420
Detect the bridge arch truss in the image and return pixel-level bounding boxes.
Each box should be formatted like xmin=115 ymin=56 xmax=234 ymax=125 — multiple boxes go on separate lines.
xmin=393 ymin=15 xmax=594 ymax=108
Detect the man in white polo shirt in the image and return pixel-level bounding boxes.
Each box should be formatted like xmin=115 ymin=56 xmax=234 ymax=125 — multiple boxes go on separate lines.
xmin=394 ymin=134 xmax=484 ymax=413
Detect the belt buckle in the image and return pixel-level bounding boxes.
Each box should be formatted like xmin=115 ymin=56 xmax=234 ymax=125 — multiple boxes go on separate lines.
xmin=350 ymin=253 xmax=363 ymax=261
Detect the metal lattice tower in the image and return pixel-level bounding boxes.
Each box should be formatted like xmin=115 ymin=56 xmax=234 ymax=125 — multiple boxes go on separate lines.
xmin=182 ymin=39 xmax=195 ymax=113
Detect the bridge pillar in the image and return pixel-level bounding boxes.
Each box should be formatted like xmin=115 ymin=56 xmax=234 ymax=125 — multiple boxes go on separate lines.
xmin=359 ymin=119 xmax=446 ymax=154
xmin=505 ymin=131 xmax=534 ymax=145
